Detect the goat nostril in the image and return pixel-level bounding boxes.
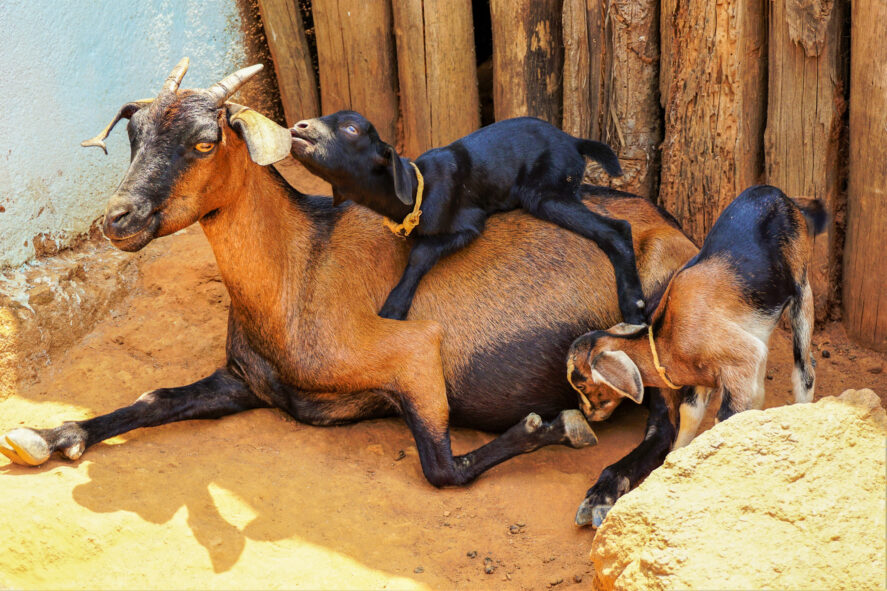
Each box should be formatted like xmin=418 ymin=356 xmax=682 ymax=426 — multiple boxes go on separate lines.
xmin=295 ymin=121 xmax=309 ymax=130
xmin=108 ymin=208 xmax=131 ymax=228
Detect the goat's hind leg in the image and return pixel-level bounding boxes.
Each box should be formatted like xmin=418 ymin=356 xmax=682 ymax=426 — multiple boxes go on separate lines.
xmin=526 ymin=197 xmax=646 ymax=324
xmin=790 ymin=281 xmax=816 ymax=403
xmin=0 ymin=368 xmax=267 ymax=466
xmin=388 ymin=322 xmax=597 ymax=488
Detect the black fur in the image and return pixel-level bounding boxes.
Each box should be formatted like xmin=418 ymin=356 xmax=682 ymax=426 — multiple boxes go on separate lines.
xmin=681 ymin=185 xmax=827 ymax=314
xmin=291 ymin=111 xmax=647 ymax=323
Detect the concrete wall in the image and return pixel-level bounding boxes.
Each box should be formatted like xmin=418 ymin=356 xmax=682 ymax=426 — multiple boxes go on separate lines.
xmin=0 ymin=0 xmax=263 ymax=268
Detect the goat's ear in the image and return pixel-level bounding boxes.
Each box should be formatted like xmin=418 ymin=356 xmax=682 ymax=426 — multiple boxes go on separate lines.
xmin=386 ymin=146 xmax=415 ymax=205
xmin=225 ymin=103 xmax=291 ymax=166
xmin=590 ymin=350 xmax=644 ymax=404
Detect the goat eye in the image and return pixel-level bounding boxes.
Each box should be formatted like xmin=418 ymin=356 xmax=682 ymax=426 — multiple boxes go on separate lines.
xmin=343 ymin=124 xmax=359 ymax=136
xmin=194 ymin=142 xmax=215 ymax=153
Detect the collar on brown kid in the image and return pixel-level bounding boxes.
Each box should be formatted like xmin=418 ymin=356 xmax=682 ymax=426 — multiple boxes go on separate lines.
xmin=648 ymin=325 xmax=682 ymax=390
xmin=382 ymin=162 xmax=424 ymax=238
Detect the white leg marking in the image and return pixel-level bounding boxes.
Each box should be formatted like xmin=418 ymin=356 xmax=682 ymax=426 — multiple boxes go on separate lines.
xmin=674 ymin=387 xmax=712 ymax=449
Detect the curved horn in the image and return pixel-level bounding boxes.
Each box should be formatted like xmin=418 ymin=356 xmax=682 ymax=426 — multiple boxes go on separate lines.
xmin=208 ymin=64 xmax=264 ymax=106
xmin=161 ymin=57 xmax=190 ymax=94
xmin=80 ymin=99 xmax=154 ymax=154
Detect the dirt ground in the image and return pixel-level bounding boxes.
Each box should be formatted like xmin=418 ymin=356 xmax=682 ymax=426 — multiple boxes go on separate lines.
xmin=2 ymin=167 xmax=886 ymax=589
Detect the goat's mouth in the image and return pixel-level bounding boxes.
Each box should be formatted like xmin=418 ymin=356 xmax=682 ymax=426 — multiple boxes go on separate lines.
xmin=105 ymin=215 xmax=161 ymax=252
xmin=290 ymin=129 xmax=317 ymax=154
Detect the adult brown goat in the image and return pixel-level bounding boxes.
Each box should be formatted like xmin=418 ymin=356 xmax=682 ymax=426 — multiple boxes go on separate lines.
xmin=0 ymin=60 xmax=698 ymax=525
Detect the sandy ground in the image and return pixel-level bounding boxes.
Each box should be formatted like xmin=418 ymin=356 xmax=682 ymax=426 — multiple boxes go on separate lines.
xmin=2 ymin=168 xmax=886 ymax=589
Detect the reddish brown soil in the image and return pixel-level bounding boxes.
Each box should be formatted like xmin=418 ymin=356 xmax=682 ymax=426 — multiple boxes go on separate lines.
xmin=2 ymin=166 xmax=885 ymax=589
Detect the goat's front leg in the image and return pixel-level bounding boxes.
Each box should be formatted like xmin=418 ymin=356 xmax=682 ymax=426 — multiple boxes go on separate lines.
xmin=379 ymin=229 xmax=481 ymax=320
xmin=575 ymin=386 xmax=679 ymax=527
xmin=388 ymin=321 xmax=598 ymax=487
xmin=0 ymin=368 xmax=268 ymax=466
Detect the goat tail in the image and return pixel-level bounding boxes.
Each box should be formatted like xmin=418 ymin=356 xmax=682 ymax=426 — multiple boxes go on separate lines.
xmin=792 ymin=198 xmax=828 ymax=236
xmin=577 ymin=139 xmax=624 ymax=177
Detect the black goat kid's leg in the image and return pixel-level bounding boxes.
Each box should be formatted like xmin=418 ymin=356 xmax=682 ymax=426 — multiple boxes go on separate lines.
xmin=575 ymin=387 xmax=678 ymax=527
xmin=529 ymin=199 xmax=646 ymax=324
xmin=379 ymin=230 xmax=481 ymax=320
xmin=0 ymin=368 xmax=268 ymax=466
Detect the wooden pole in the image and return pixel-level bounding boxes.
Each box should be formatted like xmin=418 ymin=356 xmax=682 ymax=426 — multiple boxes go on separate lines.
xmin=563 ymin=0 xmax=661 ymax=198
xmin=490 ymin=0 xmax=563 ymax=125
xmin=658 ymin=0 xmax=767 ymax=245
xmin=312 ymin=0 xmax=400 ymax=143
xmin=392 ymin=0 xmax=479 ymax=157
xmin=256 ymin=0 xmax=320 ymax=125
xmin=844 ymin=0 xmax=887 ymax=351
xmin=765 ymin=0 xmax=847 ymax=323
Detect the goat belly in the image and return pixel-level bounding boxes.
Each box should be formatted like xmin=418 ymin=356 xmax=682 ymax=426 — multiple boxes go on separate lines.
xmin=445 ymin=323 xmax=583 ymax=432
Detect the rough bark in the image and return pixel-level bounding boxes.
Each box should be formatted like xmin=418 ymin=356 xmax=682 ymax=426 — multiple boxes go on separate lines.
xmin=563 ymin=0 xmax=661 ymax=198
xmin=392 ymin=0 xmax=480 ymax=157
xmin=490 ymin=0 xmax=563 ymax=125
xmin=256 ymin=0 xmax=320 ymax=125
xmin=658 ymin=0 xmax=768 ymax=245
xmin=765 ymin=0 xmax=847 ymax=323
xmin=312 ymin=0 xmax=399 ymax=143
xmin=844 ymin=0 xmax=887 ymax=351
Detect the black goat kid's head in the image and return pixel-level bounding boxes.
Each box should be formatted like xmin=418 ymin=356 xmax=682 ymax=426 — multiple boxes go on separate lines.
xmin=82 ymin=58 xmax=291 ymax=251
xmin=289 ymin=110 xmax=413 ymax=207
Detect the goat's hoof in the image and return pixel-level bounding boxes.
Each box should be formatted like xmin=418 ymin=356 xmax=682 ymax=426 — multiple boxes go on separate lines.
xmin=561 ymin=410 xmax=598 ymax=448
xmin=523 ymin=413 xmax=543 ymax=433
xmin=0 ymin=429 xmax=51 ymax=466
xmin=575 ymin=498 xmax=613 ymax=528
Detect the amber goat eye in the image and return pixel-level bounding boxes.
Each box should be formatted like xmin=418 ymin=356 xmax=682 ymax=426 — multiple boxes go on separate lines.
xmin=195 ymin=142 xmax=215 ymax=153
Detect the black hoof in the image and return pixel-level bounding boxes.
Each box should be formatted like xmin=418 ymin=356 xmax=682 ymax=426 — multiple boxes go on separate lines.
xmin=575 ymin=498 xmax=613 ymax=528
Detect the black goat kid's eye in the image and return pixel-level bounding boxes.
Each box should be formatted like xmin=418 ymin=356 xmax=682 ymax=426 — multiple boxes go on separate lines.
xmin=344 ymin=125 xmax=358 ymax=135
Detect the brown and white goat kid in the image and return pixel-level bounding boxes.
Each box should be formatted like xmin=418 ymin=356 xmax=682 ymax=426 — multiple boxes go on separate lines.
xmin=566 ymin=185 xmax=828 ymax=449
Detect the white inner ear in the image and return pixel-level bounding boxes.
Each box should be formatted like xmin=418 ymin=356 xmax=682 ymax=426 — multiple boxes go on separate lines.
xmin=591 ymin=368 xmax=631 ymax=399
xmin=228 ymin=106 xmax=292 ymax=166
xmin=607 ymin=322 xmax=647 ymax=336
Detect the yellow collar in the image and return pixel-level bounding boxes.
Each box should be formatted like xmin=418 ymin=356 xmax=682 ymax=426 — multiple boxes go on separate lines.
xmin=648 ymin=325 xmax=681 ymax=390
xmin=382 ymin=162 xmax=424 ymax=237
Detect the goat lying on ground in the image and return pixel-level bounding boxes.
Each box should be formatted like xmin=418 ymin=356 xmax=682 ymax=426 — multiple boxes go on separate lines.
xmin=0 ymin=59 xmax=698 ymax=526
xmin=567 ymin=185 xmax=827 ymax=455
xmin=290 ymin=111 xmax=647 ymax=324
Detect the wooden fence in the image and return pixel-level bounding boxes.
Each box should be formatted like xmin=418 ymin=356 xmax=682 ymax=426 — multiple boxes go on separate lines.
xmin=255 ymin=0 xmax=886 ymax=352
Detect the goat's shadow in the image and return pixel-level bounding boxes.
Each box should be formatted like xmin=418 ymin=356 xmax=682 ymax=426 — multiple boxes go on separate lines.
xmin=59 ymin=403 xmax=647 ymax=575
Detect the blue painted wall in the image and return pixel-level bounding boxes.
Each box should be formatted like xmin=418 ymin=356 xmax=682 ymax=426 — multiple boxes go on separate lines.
xmin=0 ymin=0 xmax=252 ymax=267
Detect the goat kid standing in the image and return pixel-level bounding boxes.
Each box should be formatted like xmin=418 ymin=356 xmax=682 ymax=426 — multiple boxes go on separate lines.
xmin=290 ymin=111 xmax=647 ymax=324
xmin=566 ymin=185 xmax=827 ymax=449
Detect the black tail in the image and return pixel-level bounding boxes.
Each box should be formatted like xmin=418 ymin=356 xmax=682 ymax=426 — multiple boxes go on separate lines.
xmin=577 ymin=139 xmax=623 ymax=177
xmin=792 ymin=198 xmax=828 ymax=236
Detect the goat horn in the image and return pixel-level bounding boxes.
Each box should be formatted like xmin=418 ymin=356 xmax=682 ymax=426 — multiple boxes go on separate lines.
xmin=80 ymin=99 xmax=154 ymax=154
xmin=161 ymin=57 xmax=190 ymax=94
xmin=208 ymin=64 xmax=264 ymax=106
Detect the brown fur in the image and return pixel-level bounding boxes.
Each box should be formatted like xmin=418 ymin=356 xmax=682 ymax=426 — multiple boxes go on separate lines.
xmin=568 ymin=188 xmax=823 ymax=448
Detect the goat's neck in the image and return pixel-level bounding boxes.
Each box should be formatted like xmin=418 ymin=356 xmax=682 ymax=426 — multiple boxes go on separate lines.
xmin=199 ymin=160 xmax=312 ymax=322
xmin=601 ymin=331 xmax=678 ymax=390
xmin=338 ymin=169 xmax=415 ymax=222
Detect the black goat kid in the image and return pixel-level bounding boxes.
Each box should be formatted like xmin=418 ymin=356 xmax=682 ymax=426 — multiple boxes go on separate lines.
xmin=290 ymin=112 xmax=647 ymax=324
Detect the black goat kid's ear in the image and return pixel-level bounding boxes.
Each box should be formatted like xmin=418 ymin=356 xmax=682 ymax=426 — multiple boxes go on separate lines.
xmin=388 ymin=146 xmax=414 ymax=206
xmin=590 ymin=350 xmax=644 ymax=404
xmin=225 ymin=103 xmax=291 ymax=166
